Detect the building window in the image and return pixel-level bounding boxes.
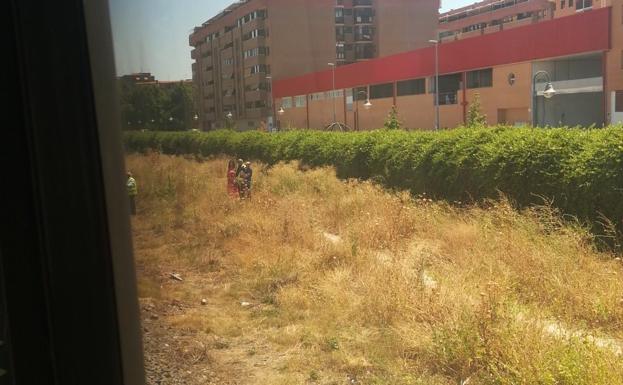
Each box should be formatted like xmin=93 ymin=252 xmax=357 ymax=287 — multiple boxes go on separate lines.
xmin=281 ymin=97 xmax=292 ymax=108
xmin=369 ymin=83 xmax=394 ymax=99
xmin=354 ymin=7 xmax=374 ymax=23
xmin=561 ymin=0 xmax=565 ymax=9
xmin=310 ymin=92 xmax=325 ymax=101
xmin=354 ymin=44 xmax=375 ymax=59
xmin=223 ymin=58 xmax=233 ymax=66
xmin=466 ymin=68 xmax=493 ymax=88
xmin=248 ymin=64 xmax=270 ymax=76
xmin=243 ymin=29 xmax=267 ymax=41
xmin=397 ymin=79 xmax=425 ymax=96
xmin=569 ymin=0 xmax=574 ymax=7
xmin=335 ymin=8 xmax=344 ymax=23
xmin=326 ymin=90 xmax=344 ymax=99
xmin=336 ymin=43 xmax=345 ymax=59
xmin=294 ymin=95 xmax=307 ymax=108
xmin=355 ymin=26 xmax=374 ymax=41
xmin=244 ymin=47 xmax=269 ymax=59
xmin=576 ymin=0 xmax=592 ymax=10
xmin=615 ymin=91 xmax=623 ymax=112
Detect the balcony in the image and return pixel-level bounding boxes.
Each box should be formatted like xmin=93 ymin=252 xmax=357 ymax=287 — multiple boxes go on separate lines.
xmin=241 ymin=18 xmax=266 ymax=34
xmin=354 ymin=16 xmax=374 ymax=24
xmin=353 ymin=0 xmax=373 ymax=6
xmin=242 ymin=36 xmax=267 ymax=51
xmin=244 ymin=55 xmax=268 ymax=67
xmin=354 ymin=32 xmax=374 ymax=41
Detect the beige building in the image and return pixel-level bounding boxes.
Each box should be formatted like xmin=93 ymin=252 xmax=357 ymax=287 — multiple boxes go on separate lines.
xmin=189 ymin=0 xmax=440 ymax=130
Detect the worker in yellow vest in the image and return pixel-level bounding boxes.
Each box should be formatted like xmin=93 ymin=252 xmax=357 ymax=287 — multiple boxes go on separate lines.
xmin=127 ymin=171 xmax=137 ymax=216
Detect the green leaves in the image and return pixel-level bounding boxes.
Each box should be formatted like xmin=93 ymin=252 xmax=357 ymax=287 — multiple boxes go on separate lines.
xmin=124 ymin=127 xmax=623 ymax=244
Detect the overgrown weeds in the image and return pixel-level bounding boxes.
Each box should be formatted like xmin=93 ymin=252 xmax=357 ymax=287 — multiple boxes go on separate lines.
xmin=130 ymin=154 xmax=623 ymax=385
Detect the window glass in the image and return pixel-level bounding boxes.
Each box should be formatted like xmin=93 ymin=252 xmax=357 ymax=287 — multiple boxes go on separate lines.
xmin=466 ymin=68 xmax=493 ymax=88
xmin=397 ymin=79 xmax=426 ymax=96
xmin=369 ymin=83 xmax=394 ymax=99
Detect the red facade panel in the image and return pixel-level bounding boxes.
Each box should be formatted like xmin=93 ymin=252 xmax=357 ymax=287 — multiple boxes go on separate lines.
xmin=274 ymin=7 xmax=610 ymax=98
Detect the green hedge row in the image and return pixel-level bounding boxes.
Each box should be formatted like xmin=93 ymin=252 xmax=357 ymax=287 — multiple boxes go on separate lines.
xmin=124 ymin=127 xmax=623 ymax=237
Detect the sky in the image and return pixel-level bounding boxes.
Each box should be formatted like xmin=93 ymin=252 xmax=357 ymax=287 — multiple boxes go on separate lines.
xmin=109 ymin=0 xmax=475 ymax=81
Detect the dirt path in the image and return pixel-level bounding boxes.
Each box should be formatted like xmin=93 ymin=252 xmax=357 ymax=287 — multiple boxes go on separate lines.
xmin=140 ymin=272 xmax=292 ymax=385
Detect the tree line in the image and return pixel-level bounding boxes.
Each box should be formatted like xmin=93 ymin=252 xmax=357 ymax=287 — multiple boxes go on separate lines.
xmin=119 ymin=80 xmax=197 ymax=131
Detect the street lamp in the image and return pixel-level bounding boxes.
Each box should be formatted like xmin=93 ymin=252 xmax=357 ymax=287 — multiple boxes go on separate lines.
xmin=428 ymin=39 xmax=440 ymax=131
xmin=328 ymin=63 xmax=337 ymax=123
xmin=355 ymin=90 xmax=372 ymax=131
xmin=277 ymin=106 xmax=285 ymax=115
xmin=325 ymin=63 xmax=350 ymax=131
xmin=226 ymin=111 xmax=233 ymax=119
xmin=532 ymin=70 xmax=557 ymax=127
xmin=266 ymin=75 xmax=274 ymax=132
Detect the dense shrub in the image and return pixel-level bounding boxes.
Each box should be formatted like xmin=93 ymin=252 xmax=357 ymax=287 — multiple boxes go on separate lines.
xmin=124 ymin=127 xmax=623 ymax=240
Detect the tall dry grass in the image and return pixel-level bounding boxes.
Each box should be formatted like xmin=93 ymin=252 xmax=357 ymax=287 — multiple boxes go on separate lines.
xmin=128 ymin=153 xmax=623 ymax=385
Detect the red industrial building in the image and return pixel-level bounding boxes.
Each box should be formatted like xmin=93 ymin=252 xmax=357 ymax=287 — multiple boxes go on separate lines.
xmin=273 ymin=0 xmax=623 ymax=129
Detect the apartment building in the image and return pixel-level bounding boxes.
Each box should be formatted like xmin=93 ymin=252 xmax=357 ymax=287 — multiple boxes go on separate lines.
xmin=189 ymin=0 xmax=439 ymax=131
xmin=273 ymin=0 xmax=623 ymax=129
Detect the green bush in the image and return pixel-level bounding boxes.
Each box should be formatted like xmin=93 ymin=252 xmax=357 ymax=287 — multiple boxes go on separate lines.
xmin=124 ymin=127 xmax=623 ymax=243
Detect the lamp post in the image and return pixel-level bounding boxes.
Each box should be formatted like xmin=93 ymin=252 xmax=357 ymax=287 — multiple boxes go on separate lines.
xmin=428 ymin=39 xmax=440 ymax=130
xmin=324 ymin=63 xmax=350 ymax=131
xmin=355 ymin=90 xmax=372 ymax=131
xmin=266 ymin=75 xmax=274 ymax=132
xmin=328 ymin=63 xmax=337 ymax=123
xmin=532 ymin=70 xmax=556 ymax=127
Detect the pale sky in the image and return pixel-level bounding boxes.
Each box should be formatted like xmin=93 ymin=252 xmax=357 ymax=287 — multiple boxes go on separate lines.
xmin=109 ymin=0 xmax=475 ymax=81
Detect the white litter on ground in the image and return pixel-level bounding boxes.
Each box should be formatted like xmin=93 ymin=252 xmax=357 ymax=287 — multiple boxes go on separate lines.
xmin=322 ymin=232 xmax=342 ymax=244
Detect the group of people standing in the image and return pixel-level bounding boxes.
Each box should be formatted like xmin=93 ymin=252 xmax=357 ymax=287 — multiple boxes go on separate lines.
xmin=227 ymin=159 xmax=253 ymax=199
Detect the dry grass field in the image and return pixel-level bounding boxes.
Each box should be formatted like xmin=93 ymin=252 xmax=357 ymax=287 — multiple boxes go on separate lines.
xmin=128 ymin=153 xmax=623 ymax=385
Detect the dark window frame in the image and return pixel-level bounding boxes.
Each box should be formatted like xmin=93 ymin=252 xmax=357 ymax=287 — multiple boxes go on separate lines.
xmin=369 ymin=82 xmax=394 ymax=99
xmin=397 ymin=78 xmax=426 ymax=96
xmin=466 ymin=68 xmax=493 ymax=89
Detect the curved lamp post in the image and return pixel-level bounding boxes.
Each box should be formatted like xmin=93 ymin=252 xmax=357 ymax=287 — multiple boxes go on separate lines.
xmin=325 ymin=63 xmax=350 ymax=131
xmin=355 ymin=90 xmax=372 ymax=131
xmin=532 ymin=70 xmax=556 ymax=127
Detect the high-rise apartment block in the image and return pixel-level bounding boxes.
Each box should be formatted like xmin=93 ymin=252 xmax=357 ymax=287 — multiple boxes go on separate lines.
xmin=189 ymin=0 xmax=439 ymax=130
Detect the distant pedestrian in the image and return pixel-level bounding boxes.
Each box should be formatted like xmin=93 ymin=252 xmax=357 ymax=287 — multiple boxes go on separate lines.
xmin=127 ymin=171 xmax=137 ymax=215
xmin=235 ymin=158 xmax=244 ymax=177
xmin=227 ymin=159 xmax=239 ymax=198
xmin=239 ymin=161 xmax=253 ymax=199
